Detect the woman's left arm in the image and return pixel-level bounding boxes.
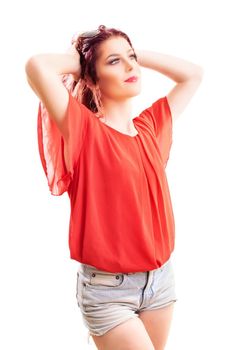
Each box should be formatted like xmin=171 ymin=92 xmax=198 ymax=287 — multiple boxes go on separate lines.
xmin=136 ymin=50 xmax=204 ymax=121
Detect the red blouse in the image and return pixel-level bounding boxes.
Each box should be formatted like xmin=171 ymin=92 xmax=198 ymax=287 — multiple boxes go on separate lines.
xmin=37 ymin=90 xmax=175 ymax=273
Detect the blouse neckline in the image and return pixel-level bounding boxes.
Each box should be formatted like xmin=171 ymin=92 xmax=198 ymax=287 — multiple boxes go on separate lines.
xmin=97 ymin=117 xmax=139 ymax=138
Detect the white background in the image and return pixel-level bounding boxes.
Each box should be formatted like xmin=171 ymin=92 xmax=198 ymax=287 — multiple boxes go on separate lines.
xmin=1 ymin=0 xmax=232 ymax=349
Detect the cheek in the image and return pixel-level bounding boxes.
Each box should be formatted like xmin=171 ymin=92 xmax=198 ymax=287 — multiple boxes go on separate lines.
xmin=99 ymin=72 xmax=121 ymax=90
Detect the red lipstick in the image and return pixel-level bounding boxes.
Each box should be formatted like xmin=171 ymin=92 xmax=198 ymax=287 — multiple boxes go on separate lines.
xmin=124 ymin=76 xmax=138 ymax=83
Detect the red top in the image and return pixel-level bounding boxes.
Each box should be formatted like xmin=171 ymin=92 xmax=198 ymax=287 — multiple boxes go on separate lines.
xmin=37 ymin=90 xmax=175 ymax=273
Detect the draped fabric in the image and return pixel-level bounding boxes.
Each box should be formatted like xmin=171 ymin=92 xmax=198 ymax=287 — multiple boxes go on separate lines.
xmin=37 ymin=91 xmax=175 ymax=273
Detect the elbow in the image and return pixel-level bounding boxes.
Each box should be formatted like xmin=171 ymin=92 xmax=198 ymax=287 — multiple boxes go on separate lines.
xmin=177 ymin=65 xmax=204 ymax=84
xmin=193 ymin=65 xmax=204 ymax=80
xmin=25 ymin=56 xmax=44 ymax=95
xmin=185 ymin=66 xmax=204 ymax=84
xmin=25 ymin=55 xmax=37 ymax=77
xmin=25 ymin=55 xmax=43 ymax=79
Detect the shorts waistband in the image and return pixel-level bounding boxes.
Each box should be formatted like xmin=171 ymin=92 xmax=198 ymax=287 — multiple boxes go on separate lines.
xmin=79 ymin=257 xmax=171 ymax=275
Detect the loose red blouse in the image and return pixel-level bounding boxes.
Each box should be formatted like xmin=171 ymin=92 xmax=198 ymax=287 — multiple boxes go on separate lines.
xmin=37 ymin=90 xmax=175 ymax=273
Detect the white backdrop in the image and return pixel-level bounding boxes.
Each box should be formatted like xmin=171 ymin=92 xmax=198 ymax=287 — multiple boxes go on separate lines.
xmin=1 ymin=0 xmax=232 ymax=349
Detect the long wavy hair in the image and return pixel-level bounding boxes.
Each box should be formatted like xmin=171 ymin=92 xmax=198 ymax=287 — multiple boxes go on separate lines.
xmin=61 ymin=25 xmax=137 ymax=118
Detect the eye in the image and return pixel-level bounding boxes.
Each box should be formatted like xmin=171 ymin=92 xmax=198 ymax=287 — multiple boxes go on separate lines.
xmin=109 ymin=58 xmax=119 ymax=65
xmin=109 ymin=54 xmax=137 ymax=65
xmin=130 ymin=54 xmax=137 ymax=61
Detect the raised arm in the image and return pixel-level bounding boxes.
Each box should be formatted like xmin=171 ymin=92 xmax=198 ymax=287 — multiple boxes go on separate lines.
xmin=135 ymin=49 xmax=204 ymax=122
xmin=25 ymin=46 xmax=81 ymax=139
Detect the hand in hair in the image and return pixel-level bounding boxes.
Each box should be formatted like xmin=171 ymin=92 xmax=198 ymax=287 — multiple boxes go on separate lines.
xmin=65 ymin=43 xmax=81 ymax=81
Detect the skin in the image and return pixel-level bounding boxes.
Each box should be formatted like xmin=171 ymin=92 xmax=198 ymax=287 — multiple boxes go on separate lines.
xmin=91 ymin=304 xmax=175 ymax=350
xmin=91 ymin=36 xmax=142 ymax=135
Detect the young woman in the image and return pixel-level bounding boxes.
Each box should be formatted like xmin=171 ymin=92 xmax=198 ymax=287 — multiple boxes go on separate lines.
xmin=25 ymin=24 xmax=203 ymax=350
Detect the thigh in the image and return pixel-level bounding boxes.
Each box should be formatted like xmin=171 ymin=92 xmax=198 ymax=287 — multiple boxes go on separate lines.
xmin=91 ymin=317 xmax=154 ymax=350
xmin=138 ymin=259 xmax=177 ymax=350
xmin=139 ymin=303 xmax=175 ymax=350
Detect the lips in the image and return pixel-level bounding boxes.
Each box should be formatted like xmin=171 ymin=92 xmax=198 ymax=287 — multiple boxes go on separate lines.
xmin=124 ymin=76 xmax=138 ymax=82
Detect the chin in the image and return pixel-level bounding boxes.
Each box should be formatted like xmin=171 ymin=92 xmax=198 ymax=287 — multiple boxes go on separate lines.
xmin=128 ymin=88 xmax=141 ymax=98
xmin=113 ymin=85 xmax=141 ymax=100
xmin=125 ymin=84 xmax=141 ymax=95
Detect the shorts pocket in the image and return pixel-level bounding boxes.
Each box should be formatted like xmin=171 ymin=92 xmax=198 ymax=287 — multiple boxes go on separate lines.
xmin=87 ymin=271 xmax=126 ymax=288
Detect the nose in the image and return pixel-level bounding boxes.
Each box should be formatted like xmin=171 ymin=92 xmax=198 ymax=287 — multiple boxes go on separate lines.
xmin=124 ymin=58 xmax=134 ymax=70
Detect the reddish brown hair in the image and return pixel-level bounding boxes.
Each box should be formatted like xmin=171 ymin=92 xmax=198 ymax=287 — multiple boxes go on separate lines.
xmin=62 ymin=25 xmax=136 ymax=117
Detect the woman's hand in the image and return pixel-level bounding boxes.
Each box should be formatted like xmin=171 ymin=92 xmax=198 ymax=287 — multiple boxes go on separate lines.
xmin=65 ymin=42 xmax=81 ymax=81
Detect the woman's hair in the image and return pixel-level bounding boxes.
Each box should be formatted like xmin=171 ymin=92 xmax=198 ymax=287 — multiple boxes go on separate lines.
xmin=62 ymin=24 xmax=136 ymax=117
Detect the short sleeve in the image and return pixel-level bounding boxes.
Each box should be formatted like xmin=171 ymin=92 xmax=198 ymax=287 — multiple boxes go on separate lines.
xmin=141 ymin=96 xmax=173 ymax=167
xmin=37 ymin=90 xmax=92 ymax=196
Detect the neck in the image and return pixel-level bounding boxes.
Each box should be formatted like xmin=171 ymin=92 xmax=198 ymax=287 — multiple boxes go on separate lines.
xmin=100 ymin=97 xmax=134 ymax=130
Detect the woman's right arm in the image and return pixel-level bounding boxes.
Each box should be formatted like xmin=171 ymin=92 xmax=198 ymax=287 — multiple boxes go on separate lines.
xmin=25 ymin=49 xmax=81 ymax=139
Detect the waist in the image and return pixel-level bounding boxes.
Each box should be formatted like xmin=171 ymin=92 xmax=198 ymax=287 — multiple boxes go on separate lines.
xmin=79 ymin=256 xmax=171 ymax=275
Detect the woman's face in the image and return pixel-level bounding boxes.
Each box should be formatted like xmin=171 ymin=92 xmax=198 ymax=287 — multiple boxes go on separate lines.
xmin=94 ymin=36 xmax=141 ymax=101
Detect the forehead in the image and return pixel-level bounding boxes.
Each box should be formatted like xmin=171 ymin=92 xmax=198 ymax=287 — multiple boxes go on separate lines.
xmin=98 ymin=36 xmax=132 ymax=59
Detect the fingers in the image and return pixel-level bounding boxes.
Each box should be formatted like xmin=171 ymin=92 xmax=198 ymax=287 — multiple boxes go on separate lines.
xmin=71 ymin=32 xmax=79 ymax=45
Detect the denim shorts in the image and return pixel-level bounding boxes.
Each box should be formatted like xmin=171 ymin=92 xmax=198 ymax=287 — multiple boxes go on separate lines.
xmin=76 ymin=256 xmax=177 ymax=343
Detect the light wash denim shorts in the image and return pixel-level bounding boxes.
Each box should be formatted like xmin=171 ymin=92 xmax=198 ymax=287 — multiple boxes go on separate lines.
xmin=76 ymin=256 xmax=177 ymax=343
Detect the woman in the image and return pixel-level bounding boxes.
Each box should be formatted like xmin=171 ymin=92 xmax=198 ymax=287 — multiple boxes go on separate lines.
xmin=25 ymin=25 xmax=203 ymax=350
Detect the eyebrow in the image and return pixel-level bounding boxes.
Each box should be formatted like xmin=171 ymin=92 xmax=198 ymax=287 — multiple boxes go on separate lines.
xmin=105 ymin=48 xmax=134 ymax=60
